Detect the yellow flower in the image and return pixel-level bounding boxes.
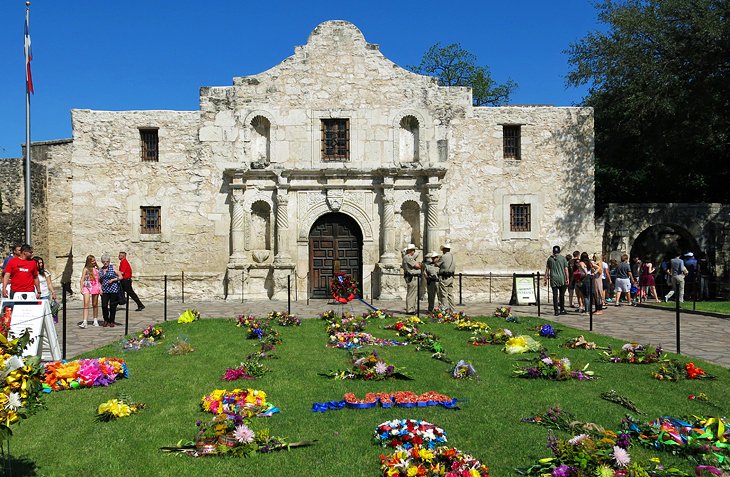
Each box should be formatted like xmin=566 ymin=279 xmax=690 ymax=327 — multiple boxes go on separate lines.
xmin=407 ymin=466 xmax=419 ymax=476
xmin=419 ymin=449 xmax=435 ymax=461
xmin=470 ymin=470 xmax=481 ymax=477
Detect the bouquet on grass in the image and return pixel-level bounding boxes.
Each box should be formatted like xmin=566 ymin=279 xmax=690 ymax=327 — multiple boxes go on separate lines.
xmin=513 ymin=353 xmax=594 ymax=381
xmin=503 ymin=335 xmax=542 ymax=354
xmin=362 ymin=309 xmax=393 ymax=320
xmin=321 ymin=310 xmax=368 ymax=335
xmin=603 ymin=343 xmax=665 ymax=364
xmin=374 ymin=419 xmax=447 ymax=450
xmin=201 ymin=388 xmax=278 ymax=417
xmin=469 ymin=328 xmax=512 ymax=346
xmin=454 ymin=319 xmax=489 ymax=332
xmin=385 ymin=319 xmax=421 ymax=339
xmin=561 ymin=335 xmax=599 ymax=350
xmin=121 ymin=336 xmax=157 ymax=351
xmin=139 ymin=323 xmax=164 ymax=341
xmin=222 ymin=356 xmax=269 ymax=381
xmin=451 ymin=360 xmax=477 ymax=380
xmin=236 ymin=314 xmax=282 ymax=344
xmin=42 ymin=358 xmax=128 ymax=392
xmin=521 ymin=405 xmax=608 ymax=436
xmin=177 ymin=308 xmax=200 ymax=324
xmin=96 ymin=394 xmax=145 ymax=421
xmin=328 ymin=331 xmax=405 ymax=350
xmin=529 ymin=324 xmax=560 ymax=338
xmin=268 ymin=311 xmax=301 ymax=326
xmin=653 ymin=360 xmax=717 ymax=381
xmin=427 ymin=307 xmax=468 ymax=323
xmin=407 ymin=331 xmax=450 ymax=362
xmin=0 ymin=331 xmax=44 ymax=438
xmin=494 ymin=306 xmax=512 ymax=318
xmin=380 ymin=447 xmax=490 ymax=477
xmin=321 ymin=350 xmax=412 ymax=380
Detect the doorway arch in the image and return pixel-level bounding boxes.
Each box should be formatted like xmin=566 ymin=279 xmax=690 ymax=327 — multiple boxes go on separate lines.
xmin=309 ymin=213 xmax=363 ymax=298
xmin=630 ymin=223 xmax=700 ymax=266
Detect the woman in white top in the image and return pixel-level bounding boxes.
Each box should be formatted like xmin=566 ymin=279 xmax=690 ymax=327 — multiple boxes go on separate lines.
xmin=33 ymin=256 xmax=56 ymax=301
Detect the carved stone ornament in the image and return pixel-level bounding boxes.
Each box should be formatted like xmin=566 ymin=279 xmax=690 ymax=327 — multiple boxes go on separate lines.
xmin=326 ymin=189 xmax=344 ymax=212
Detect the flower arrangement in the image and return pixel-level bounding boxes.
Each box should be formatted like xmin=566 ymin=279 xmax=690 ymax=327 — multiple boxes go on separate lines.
xmin=327 ymin=332 xmax=406 ymax=350
xmin=168 ymin=336 xmax=194 ymax=355
xmin=454 ymin=319 xmax=489 ymax=332
xmin=503 ymin=335 xmax=542 ymax=354
xmin=42 ymin=358 xmax=128 ymax=392
xmin=469 ymin=328 xmax=512 ymax=346
xmin=268 ymin=311 xmax=301 ymax=327
xmin=121 ymin=336 xmax=157 ymax=351
xmin=603 ymin=343 xmax=664 ymax=364
xmin=380 ymin=446 xmax=490 ymax=477
xmin=513 ymin=353 xmax=594 ymax=381
xmin=222 ymin=357 xmax=268 ymax=381
xmin=200 ymin=388 xmax=277 ymax=418
xmin=428 ymin=307 xmax=469 ymax=323
xmin=321 ymin=310 xmax=368 ymax=335
xmin=385 ymin=319 xmax=421 ymax=338
xmin=374 ymin=419 xmax=447 ymax=450
xmin=530 ymin=324 xmax=559 ymax=338
xmin=0 ymin=331 xmax=44 ymax=439
xmin=312 ymin=391 xmax=459 ymax=412
xmin=362 ymin=309 xmax=393 ymax=320
xmin=177 ymin=308 xmax=200 ymax=324
xmin=688 ymin=392 xmax=723 ymax=410
xmin=521 ymin=405 xmax=609 ymax=436
xmin=331 ymin=272 xmax=358 ymax=303
xmin=96 ymin=395 xmax=145 ymax=421
xmin=407 ymin=331 xmax=449 ymax=361
xmin=321 ymin=350 xmax=412 ymax=381
xmin=600 ymin=390 xmax=642 ymax=414
xmin=451 ymin=360 xmax=477 ymax=380
xmin=139 ymin=323 xmax=164 ymax=341
xmin=561 ymin=335 xmax=598 ymax=350
xmin=236 ymin=314 xmax=282 ymax=344
xmin=653 ymin=360 xmax=716 ymax=381
xmin=494 ymin=306 xmax=512 ymax=318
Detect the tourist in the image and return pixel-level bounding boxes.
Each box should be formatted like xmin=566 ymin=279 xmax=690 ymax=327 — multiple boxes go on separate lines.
xmin=607 ymin=258 xmax=618 ymax=302
xmin=591 ymin=253 xmax=606 ymax=310
xmin=1 ymin=244 xmax=40 ymax=299
xmin=33 ymin=256 xmax=56 ymax=301
xmin=1 ymin=244 xmax=21 ymax=272
xmin=567 ymin=250 xmax=580 ymax=308
xmin=79 ymin=255 xmax=101 ymax=328
xmin=664 ymin=251 xmax=688 ymax=303
xmin=98 ymin=253 xmax=123 ymax=328
xmin=437 ymin=242 xmax=456 ymax=313
xmin=544 ymin=245 xmax=569 ymax=316
xmin=601 ymin=255 xmax=612 ymax=305
xmin=613 ymin=254 xmax=637 ymax=307
xmin=578 ymin=252 xmax=601 ymax=315
xmin=401 ymin=244 xmax=421 ymax=314
xmin=118 ymin=251 xmax=145 ymax=311
xmin=639 ymin=259 xmax=660 ymax=303
xmin=423 ymin=251 xmax=440 ymax=312
xmin=684 ymin=252 xmax=698 ymax=300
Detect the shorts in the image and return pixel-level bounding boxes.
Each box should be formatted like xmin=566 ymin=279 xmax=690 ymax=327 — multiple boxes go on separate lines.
xmin=614 ymin=277 xmax=631 ymax=293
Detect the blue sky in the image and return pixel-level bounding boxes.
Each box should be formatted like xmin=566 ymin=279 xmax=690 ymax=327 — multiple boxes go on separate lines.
xmin=0 ymin=0 xmax=602 ymax=158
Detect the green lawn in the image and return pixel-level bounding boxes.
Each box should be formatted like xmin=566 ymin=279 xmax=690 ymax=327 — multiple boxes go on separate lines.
xmin=653 ymin=300 xmax=730 ymax=315
xmin=9 ymin=313 xmax=730 ymax=476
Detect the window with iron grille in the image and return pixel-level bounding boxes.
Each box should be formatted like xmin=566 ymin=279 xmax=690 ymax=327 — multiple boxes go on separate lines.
xmin=140 ymin=128 xmax=159 ymax=162
xmin=140 ymin=206 xmax=161 ymax=234
xmin=321 ymin=119 xmax=349 ymax=161
xmin=503 ymin=125 xmax=521 ymax=160
xmin=510 ymin=204 xmax=531 ymax=232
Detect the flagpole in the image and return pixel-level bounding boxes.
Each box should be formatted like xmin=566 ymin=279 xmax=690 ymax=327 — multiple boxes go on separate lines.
xmin=24 ymin=1 xmax=32 ymax=245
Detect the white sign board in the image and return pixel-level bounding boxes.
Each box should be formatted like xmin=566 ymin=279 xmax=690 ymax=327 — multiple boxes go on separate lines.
xmin=513 ymin=275 xmax=537 ymax=305
xmin=2 ymin=295 xmax=61 ymax=361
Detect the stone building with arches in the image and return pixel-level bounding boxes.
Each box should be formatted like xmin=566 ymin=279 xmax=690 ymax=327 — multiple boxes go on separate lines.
xmin=25 ymin=20 xmax=598 ymax=301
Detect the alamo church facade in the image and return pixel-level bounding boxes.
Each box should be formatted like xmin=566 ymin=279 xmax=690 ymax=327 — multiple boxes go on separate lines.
xmin=19 ymin=21 xmax=599 ymax=301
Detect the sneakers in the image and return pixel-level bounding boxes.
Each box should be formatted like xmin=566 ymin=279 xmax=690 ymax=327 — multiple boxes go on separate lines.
xmin=663 ymin=296 xmax=669 ymax=302
xmin=92 ymin=320 xmax=100 ymax=327
xmin=78 ymin=321 xmax=87 ymax=329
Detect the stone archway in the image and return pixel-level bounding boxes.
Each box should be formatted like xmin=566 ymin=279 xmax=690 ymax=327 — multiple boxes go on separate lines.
xmin=630 ymin=224 xmax=700 ymax=266
xmin=309 ymin=213 xmax=363 ymax=298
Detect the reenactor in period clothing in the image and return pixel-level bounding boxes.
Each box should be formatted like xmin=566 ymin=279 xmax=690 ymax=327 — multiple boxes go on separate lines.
xmin=438 ymin=242 xmax=456 ymax=312
xmin=402 ymin=244 xmax=421 ymax=314
xmin=423 ymin=251 xmax=441 ymax=312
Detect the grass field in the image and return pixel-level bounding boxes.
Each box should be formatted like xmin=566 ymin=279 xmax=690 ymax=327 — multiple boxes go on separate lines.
xmin=8 ymin=312 xmax=730 ymax=476
xmin=653 ymin=300 xmax=730 ymax=315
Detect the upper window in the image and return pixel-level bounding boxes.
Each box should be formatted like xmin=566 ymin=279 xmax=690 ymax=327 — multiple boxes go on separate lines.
xmin=140 ymin=128 xmax=159 ymax=162
xmin=503 ymin=125 xmax=521 ymax=160
xmin=321 ymin=119 xmax=350 ymax=161
xmin=510 ymin=204 xmax=531 ymax=232
xmin=140 ymin=206 xmax=161 ymax=234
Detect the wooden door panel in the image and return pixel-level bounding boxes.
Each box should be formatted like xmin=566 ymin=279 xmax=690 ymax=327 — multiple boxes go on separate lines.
xmin=309 ymin=214 xmax=362 ymax=298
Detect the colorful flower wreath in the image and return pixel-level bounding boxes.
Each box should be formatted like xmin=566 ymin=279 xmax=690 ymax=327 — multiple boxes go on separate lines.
xmin=200 ymin=388 xmax=278 ymax=418
xmin=0 ymin=331 xmax=44 ymax=435
xmin=380 ymin=446 xmax=490 ymax=477
xmin=513 ymin=353 xmax=594 ymax=381
xmin=374 ymin=419 xmax=447 ymax=450
xmin=331 ymin=272 xmax=358 ymax=303
xmin=42 ymin=358 xmax=128 ymax=392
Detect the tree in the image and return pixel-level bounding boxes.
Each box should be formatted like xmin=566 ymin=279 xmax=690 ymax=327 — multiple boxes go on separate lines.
xmin=409 ymin=43 xmax=516 ymax=106
xmin=566 ymin=0 xmax=730 ymax=211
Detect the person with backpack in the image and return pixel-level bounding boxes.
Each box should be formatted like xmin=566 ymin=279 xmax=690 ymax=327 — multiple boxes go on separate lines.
xmin=613 ymin=254 xmax=637 ymax=306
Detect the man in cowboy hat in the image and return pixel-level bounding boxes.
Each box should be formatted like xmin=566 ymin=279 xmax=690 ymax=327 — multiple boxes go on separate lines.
xmin=402 ymin=244 xmax=421 ymax=314
xmin=423 ymin=251 xmax=441 ymax=312
xmin=438 ymin=242 xmax=456 ymax=312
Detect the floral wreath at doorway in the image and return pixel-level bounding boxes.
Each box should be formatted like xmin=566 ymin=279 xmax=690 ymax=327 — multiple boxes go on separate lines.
xmin=331 ymin=272 xmax=358 ymax=303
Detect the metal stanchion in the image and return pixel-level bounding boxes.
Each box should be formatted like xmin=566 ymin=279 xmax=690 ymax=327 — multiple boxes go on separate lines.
xmin=416 ymin=276 xmax=421 ymax=318
xmin=287 ymin=275 xmax=291 ymax=315
xmin=458 ymin=273 xmax=463 ymax=305
xmin=589 ymin=270 xmax=593 ymax=331
xmin=241 ymin=271 xmax=244 ymax=303
xmin=124 ymin=286 xmax=130 ymax=335
xmin=181 ymin=271 xmax=185 ymax=304
xmin=62 ymin=286 xmax=67 ymax=359
xmin=164 ymin=275 xmax=167 ymax=322
xmin=489 ymin=272 xmax=492 ymax=303
xmin=532 ymin=272 xmax=540 ymax=316
xmin=675 ymin=281 xmax=681 ymax=355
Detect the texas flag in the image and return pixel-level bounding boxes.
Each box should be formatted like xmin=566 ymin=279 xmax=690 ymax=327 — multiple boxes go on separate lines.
xmin=24 ymin=10 xmax=34 ymax=94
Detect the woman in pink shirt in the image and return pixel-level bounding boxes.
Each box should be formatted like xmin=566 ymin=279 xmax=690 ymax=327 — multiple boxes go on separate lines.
xmin=79 ymin=255 xmax=101 ymax=328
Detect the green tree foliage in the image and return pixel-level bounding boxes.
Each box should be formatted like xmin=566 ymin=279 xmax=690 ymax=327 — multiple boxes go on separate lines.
xmin=566 ymin=0 xmax=730 ymax=211
xmin=409 ymin=43 xmax=516 ymax=106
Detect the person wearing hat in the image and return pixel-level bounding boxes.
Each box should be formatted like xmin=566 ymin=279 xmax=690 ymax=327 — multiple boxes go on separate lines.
xmin=544 ymin=245 xmax=569 ymax=316
xmin=402 ymin=244 xmax=421 ymax=314
xmin=437 ymin=242 xmax=456 ymax=312
xmin=423 ymin=251 xmax=441 ymax=312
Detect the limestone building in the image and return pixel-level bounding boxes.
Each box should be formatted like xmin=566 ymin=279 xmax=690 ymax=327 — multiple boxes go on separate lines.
xmin=30 ymin=20 xmax=598 ymax=301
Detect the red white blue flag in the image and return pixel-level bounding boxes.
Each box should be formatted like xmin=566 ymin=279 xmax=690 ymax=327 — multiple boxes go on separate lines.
xmin=25 ymin=9 xmax=34 ymax=94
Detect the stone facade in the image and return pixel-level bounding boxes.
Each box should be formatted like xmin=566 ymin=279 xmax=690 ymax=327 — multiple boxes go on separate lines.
xmin=14 ymin=21 xmax=599 ymax=302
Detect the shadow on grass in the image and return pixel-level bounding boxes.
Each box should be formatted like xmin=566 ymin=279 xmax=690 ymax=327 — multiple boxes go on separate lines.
xmin=1 ymin=455 xmax=39 ymax=476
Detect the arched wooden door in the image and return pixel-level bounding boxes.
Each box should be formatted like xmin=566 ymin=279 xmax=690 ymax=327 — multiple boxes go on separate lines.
xmin=309 ymin=213 xmax=363 ymax=298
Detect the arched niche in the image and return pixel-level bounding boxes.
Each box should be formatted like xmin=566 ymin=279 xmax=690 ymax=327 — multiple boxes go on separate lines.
xmin=399 ymin=200 xmax=421 ymax=249
xmin=399 ymin=115 xmax=420 ymax=163
xmin=249 ymin=200 xmax=272 ymax=251
xmin=250 ymin=115 xmax=271 ymax=165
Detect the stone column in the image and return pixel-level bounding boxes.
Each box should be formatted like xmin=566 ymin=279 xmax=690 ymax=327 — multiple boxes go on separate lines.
xmin=379 ymin=178 xmax=397 ymax=264
xmin=274 ymin=185 xmax=292 ymax=264
xmin=425 ymin=185 xmax=441 ymax=253
xmin=229 ymin=189 xmax=246 ymax=265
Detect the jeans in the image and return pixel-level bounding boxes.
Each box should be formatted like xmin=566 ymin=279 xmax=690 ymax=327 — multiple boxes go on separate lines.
xmin=551 ymin=285 xmax=566 ymax=313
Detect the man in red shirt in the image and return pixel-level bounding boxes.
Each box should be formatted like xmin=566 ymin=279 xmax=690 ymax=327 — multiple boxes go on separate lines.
xmin=2 ymin=244 xmax=40 ymax=298
xmin=118 ymin=251 xmax=145 ymax=311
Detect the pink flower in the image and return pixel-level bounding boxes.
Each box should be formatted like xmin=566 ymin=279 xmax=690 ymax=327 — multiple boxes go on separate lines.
xmin=375 ymin=361 xmax=389 ymax=375
xmin=613 ymin=446 xmax=630 ymax=468
xmin=233 ymin=424 xmax=255 ymax=444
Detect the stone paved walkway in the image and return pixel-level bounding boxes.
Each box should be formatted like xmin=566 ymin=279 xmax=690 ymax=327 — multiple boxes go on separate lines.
xmin=53 ymin=297 xmax=730 ymax=368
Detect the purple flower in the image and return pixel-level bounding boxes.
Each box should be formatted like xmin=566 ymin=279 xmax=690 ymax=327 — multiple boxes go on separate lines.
xmin=547 ymin=431 xmax=558 ymax=454
xmin=616 ymin=433 xmax=631 ymax=449
xmin=552 ymin=465 xmax=572 ymax=477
